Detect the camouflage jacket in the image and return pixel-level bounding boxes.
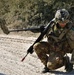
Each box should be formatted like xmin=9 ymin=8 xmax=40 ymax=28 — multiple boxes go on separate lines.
xmin=46 ymin=22 xmax=74 ymax=50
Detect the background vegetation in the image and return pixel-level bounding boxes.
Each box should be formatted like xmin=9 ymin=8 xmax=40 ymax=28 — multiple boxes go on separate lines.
xmin=0 ymin=0 xmax=74 ymax=28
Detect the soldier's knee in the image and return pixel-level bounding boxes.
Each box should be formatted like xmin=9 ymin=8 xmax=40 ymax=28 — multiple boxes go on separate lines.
xmin=33 ymin=42 xmax=41 ymax=51
xmin=33 ymin=42 xmax=49 ymax=54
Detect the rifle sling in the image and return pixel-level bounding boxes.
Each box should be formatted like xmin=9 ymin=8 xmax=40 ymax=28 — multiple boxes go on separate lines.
xmin=58 ymin=24 xmax=72 ymax=41
xmin=49 ymin=23 xmax=72 ymax=43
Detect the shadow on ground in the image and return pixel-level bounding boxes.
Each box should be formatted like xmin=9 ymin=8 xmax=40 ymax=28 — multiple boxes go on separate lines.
xmin=48 ymin=69 xmax=74 ymax=75
xmin=0 ymin=73 xmax=6 ymax=75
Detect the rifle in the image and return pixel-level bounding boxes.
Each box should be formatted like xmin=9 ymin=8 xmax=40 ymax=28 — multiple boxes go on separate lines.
xmin=21 ymin=20 xmax=55 ymax=61
xmin=9 ymin=26 xmax=45 ymax=33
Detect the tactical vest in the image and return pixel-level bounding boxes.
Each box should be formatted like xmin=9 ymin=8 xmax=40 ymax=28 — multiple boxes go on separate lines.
xmin=47 ymin=22 xmax=73 ymax=49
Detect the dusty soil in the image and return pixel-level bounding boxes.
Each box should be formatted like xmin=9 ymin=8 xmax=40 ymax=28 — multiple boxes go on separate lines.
xmin=0 ymin=32 xmax=74 ymax=75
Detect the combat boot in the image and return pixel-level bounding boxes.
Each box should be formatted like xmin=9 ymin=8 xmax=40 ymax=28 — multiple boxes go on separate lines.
xmin=42 ymin=66 xmax=49 ymax=73
xmin=64 ymin=55 xmax=73 ymax=72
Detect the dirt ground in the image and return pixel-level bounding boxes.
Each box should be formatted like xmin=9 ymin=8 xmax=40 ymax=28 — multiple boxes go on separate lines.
xmin=0 ymin=32 xmax=74 ymax=75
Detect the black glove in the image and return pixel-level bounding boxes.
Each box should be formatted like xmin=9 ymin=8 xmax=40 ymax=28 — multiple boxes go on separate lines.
xmin=27 ymin=46 xmax=34 ymax=54
xmin=40 ymin=25 xmax=45 ymax=33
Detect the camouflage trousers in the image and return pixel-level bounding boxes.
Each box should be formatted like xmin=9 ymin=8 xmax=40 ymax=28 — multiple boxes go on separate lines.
xmin=33 ymin=41 xmax=72 ymax=70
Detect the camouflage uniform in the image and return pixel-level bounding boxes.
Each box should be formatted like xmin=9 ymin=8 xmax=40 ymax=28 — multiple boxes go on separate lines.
xmin=33 ymin=22 xmax=73 ymax=70
xmin=33 ymin=9 xmax=74 ymax=71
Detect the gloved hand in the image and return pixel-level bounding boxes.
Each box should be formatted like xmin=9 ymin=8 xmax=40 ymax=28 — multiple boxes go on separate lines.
xmin=40 ymin=25 xmax=45 ymax=33
xmin=27 ymin=46 xmax=34 ymax=54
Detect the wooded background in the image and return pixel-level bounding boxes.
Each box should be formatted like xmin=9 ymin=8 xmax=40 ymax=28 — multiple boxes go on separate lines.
xmin=0 ymin=0 xmax=74 ymax=28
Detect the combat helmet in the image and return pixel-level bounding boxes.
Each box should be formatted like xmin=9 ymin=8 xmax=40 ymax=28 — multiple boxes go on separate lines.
xmin=55 ymin=9 xmax=69 ymax=22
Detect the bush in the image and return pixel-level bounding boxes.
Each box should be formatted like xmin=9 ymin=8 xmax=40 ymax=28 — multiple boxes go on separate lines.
xmin=0 ymin=0 xmax=74 ymax=28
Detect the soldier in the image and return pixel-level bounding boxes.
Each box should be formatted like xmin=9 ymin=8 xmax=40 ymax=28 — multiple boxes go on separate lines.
xmin=33 ymin=9 xmax=74 ymax=73
xmin=0 ymin=18 xmax=9 ymax=34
